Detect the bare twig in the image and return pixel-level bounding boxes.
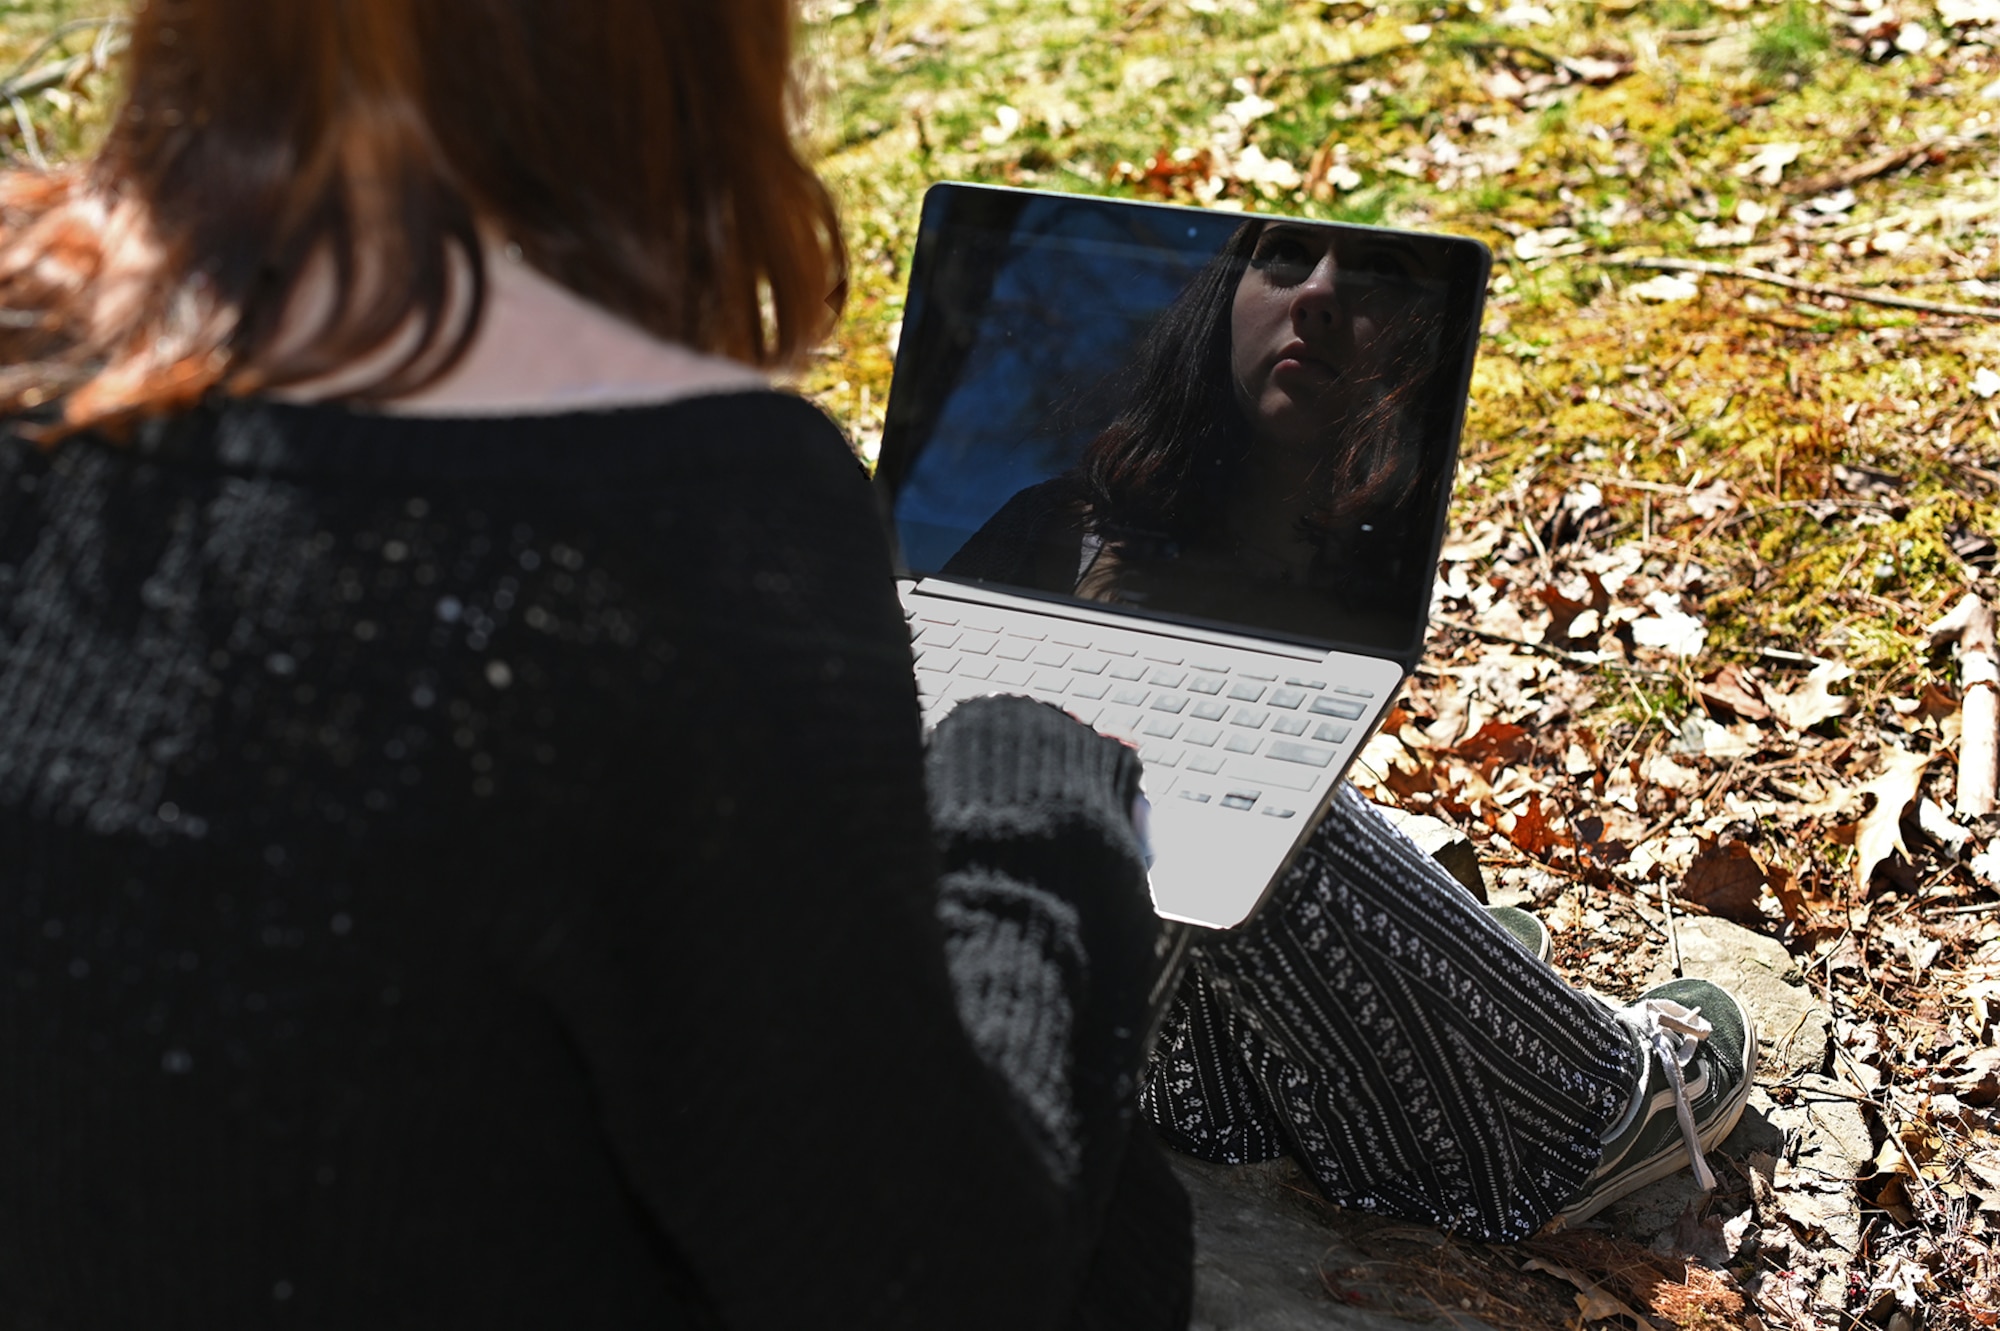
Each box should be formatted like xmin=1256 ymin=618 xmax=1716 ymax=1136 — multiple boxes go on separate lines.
xmin=1660 ymin=878 xmax=1682 ymax=979
xmin=0 ymin=15 xmax=123 ymax=90
xmin=1785 ymin=124 xmax=1998 ymax=197
xmin=1119 ymin=0 xmax=1169 ymax=32
xmin=1430 ymin=615 xmax=1676 ymax=678
xmin=1601 ymin=255 xmax=2000 ymax=321
xmin=9 ymin=97 xmax=43 ymax=169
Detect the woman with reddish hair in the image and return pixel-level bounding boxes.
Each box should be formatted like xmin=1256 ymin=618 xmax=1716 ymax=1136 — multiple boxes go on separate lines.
xmin=0 ymin=2 xmax=1184 ymax=1326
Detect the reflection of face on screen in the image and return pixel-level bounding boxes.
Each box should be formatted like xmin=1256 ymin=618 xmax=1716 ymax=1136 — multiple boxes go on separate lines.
xmin=888 ymin=192 xmax=1485 ymax=654
xmin=1016 ymin=218 xmax=1449 ymax=617
xmin=1229 ymin=224 xmax=1409 ymax=455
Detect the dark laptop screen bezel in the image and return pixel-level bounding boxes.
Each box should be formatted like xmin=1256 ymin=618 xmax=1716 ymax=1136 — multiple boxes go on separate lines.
xmin=874 ymin=182 xmax=1491 ymax=668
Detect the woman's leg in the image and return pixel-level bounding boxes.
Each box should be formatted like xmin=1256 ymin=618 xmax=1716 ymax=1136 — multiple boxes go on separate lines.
xmin=1140 ymin=782 xmax=1641 ymax=1242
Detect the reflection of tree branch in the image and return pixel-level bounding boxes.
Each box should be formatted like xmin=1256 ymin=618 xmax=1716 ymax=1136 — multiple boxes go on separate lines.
xmin=1602 ymin=256 xmax=2000 ymax=322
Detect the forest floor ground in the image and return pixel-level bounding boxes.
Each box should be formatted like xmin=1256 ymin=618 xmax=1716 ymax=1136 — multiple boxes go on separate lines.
xmin=6 ymin=1 xmax=2000 ymax=1326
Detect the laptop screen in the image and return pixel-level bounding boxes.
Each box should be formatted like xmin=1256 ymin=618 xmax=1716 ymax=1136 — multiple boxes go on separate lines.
xmin=876 ymin=184 xmax=1490 ymax=660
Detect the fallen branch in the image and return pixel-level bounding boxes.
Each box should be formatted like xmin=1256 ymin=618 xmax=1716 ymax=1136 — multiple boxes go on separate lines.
xmin=1785 ymin=124 xmax=1998 ymax=197
xmin=1600 ymin=256 xmax=2000 ymax=321
xmin=1931 ymin=595 xmax=1999 ymax=819
xmin=1430 ymin=614 xmax=1676 ymax=678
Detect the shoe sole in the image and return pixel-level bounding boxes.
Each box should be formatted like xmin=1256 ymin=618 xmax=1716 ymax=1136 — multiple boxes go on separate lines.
xmin=1557 ymin=1003 xmax=1760 ymax=1227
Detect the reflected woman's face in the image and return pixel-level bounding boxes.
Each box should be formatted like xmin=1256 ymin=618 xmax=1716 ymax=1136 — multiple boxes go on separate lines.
xmin=1228 ymin=224 xmax=1403 ymax=454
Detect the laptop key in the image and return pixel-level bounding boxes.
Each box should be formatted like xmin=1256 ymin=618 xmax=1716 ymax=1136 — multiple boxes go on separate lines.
xmin=1334 ymin=685 xmax=1376 ymax=698
xmin=1110 ymin=685 xmax=1149 ymax=707
xmin=1268 ymin=739 xmax=1336 ymax=768
xmin=1186 ymin=750 xmax=1227 ymax=775
xmin=1286 ymin=677 xmax=1328 ymax=690
xmin=957 ymin=631 xmax=998 ymax=655
xmin=1107 ymin=660 xmax=1148 ymax=681
xmin=1150 ymin=695 xmax=1188 ymax=714
xmin=917 ymin=612 xmax=960 ymax=626
xmin=1068 ymin=704 xmax=1104 ymax=728
xmin=992 ymin=661 xmax=1034 ymax=687
xmin=1308 ymin=696 xmax=1366 ymax=720
xmin=1007 ymin=629 xmax=1046 ymax=642
xmin=957 ymin=657 xmax=997 ymax=681
xmin=918 ymin=627 xmax=962 ymax=649
xmin=1224 ymin=733 xmax=1261 ymax=755
xmin=1187 ymin=674 xmax=1226 ymax=695
xmin=1221 ymin=756 xmax=1316 ymax=791
xmin=1183 ymin=724 xmax=1221 ymax=747
xmin=1220 ymin=791 xmax=1258 ymax=811
xmin=1051 ymin=631 xmax=1094 ymax=648
xmin=1271 ymin=713 xmax=1309 ymax=736
xmin=1142 ymin=651 xmax=1185 ymax=666
xmin=962 ymin=612 xmax=1007 ymax=633
xmin=1267 ymin=686 xmax=1307 ymax=710
xmin=1230 ymin=708 xmax=1269 ymax=729
xmin=1189 ymin=699 xmax=1228 ymax=722
xmin=916 ymin=654 xmax=956 ymax=674
xmin=1238 ymin=669 xmax=1277 ymax=682
xmin=1142 ymin=717 xmax=1183 ymax=740
xmin=1070 ymin=654 xmax=1109 ymax=675
xmin=1189 ymin=658 xmax=1232 ymax=674
xmin=1104 ymin=708 xmax=1146 ymax=736
xmin=1148 ymin=667 xmax=1187 ymax=688
xmin=1261 ymin=806 xmax=1297 ymax=819
xmin=1179 ymin=790 xmax=1211 ymax=803
xmin=1227 ymin=682 xmax=1266 ymax=703
xmin=1031 ymin=670 xmax=1070 ymax=695
xmin=1138 ymin=741 xmax=1182 ymax=768
xmin=1312 ymin=722 xmax=1352 ymax=745
xmin=1033 ymin=647 xmax=1072 ymax=668
xmin=1069 ymin=678 xmax=1110 ymax=700
xmin=994 ymin=639 xmax=1035 ymax=662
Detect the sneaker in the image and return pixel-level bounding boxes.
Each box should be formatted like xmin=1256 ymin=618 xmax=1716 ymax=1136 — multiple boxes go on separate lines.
xmin=1557 ymin=978 xmax=1758 ymax=1227
xmin=1486 ymin=905 xmax=1552 ymax=964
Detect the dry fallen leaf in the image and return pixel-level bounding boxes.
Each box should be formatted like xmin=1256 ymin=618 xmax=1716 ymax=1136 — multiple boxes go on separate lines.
xmin=1770 ymin=661 xmax=1855 ymax=732
xmin=1523 ymin=1258 xmax=1661 ymax=1330
xmin=1680 ymin=838 xmax=1771 ymax=925
xmin=1700 ymin=663 xmax=1774 ymax=722
xmin=1853 ymin=746 xmax=1934 ymax=891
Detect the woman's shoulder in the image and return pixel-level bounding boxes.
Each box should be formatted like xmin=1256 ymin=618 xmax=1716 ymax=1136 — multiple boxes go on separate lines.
xmin=117 ymin=389 xmax=868 ymax=491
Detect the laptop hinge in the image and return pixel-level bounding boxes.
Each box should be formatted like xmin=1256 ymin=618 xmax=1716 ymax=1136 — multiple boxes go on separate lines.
xmin=905 ymin=578 xmax=1351 ymax=664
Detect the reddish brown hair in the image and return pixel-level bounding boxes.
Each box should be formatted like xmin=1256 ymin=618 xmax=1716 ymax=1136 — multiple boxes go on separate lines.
xmin=0 ymin=0 xmax=845 ymax=432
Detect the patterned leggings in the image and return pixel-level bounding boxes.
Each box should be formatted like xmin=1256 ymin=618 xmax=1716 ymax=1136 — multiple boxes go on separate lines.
xmin=1139 ymin=783 xmax=1640 ymax=1242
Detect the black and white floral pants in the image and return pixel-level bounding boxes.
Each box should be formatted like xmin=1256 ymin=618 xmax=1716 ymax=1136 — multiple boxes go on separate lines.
xmin=1139 ymin=782 xmax=1641 ymax=1242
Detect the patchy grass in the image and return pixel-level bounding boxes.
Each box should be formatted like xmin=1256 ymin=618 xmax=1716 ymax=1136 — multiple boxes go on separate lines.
xmin=1751 ymin=0 xmax=1834 ymax=83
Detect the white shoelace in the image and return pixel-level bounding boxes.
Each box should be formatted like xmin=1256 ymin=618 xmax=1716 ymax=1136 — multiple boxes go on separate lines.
xmin=1616 ymin=997 xmax=1717 ymax=1192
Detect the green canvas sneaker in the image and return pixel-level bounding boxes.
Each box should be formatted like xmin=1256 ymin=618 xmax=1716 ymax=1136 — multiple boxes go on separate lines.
xmin=1557 ymin=978 xmax=1757 ymax=1227
xmin=1486 ymin=904 xmax=1551 ymax=964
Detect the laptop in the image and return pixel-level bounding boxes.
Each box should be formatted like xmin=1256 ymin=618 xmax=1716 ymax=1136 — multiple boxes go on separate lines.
xmin=876 ymin=183 xmax=1490 ymax=930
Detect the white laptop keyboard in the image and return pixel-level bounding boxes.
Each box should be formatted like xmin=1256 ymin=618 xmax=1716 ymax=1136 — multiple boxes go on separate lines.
xmin=906 ymin=598 xmax=1377 ymax=819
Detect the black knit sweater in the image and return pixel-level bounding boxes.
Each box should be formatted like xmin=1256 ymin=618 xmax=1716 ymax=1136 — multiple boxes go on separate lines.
xmin=0 ymin=392 xmax=1186 ymax=1329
